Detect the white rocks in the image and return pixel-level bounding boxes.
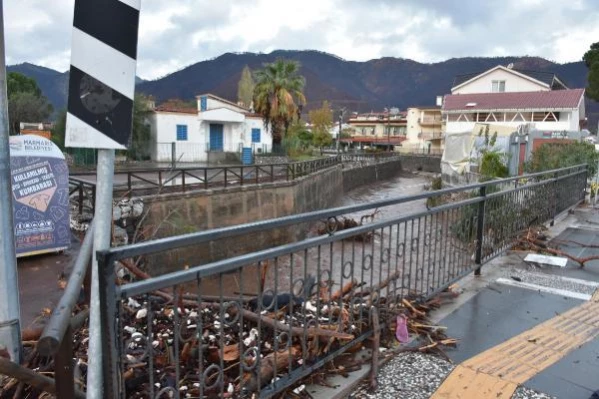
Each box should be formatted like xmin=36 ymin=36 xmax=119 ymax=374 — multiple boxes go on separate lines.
xmin=135 ymin=308 xmax=148 ymax=319
xmin=127 ymin=298 xmax=141 ymax=308
xmin=124 ymin=326 xmax=136 ymax=334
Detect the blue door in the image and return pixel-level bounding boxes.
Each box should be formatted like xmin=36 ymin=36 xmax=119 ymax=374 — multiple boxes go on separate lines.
xmin=241 ymin=147 xmax=253 ymax=165
xmin=209 ymin=124 xmax=224 ymax=151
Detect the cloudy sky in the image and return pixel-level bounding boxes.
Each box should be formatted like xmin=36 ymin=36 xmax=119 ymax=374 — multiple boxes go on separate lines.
xmin=5 ymin=0 xmax=599 ymax=80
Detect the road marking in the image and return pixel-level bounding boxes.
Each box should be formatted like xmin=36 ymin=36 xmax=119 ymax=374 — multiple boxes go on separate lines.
xmin=432 ymin=288 xmax=599 ymax=398
xmin=495 ymin=277 xmax=592 ymax=301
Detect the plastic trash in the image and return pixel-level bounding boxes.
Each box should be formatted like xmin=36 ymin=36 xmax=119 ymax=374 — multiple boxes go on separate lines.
xmin=395 ymin=314 xmax=409 ymax=343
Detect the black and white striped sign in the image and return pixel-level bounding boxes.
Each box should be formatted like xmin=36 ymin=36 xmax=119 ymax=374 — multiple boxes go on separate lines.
xmin=65 ymin=0 xmax=140 ymax=149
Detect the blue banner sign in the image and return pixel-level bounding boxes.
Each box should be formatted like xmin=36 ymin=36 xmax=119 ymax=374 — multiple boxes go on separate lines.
xmin=9 ymin=135 xmax=71 ymax=257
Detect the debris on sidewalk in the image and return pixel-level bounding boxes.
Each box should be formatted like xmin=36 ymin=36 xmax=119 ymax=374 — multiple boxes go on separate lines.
xmin=515 ymin=227 xmax=599 ymax=268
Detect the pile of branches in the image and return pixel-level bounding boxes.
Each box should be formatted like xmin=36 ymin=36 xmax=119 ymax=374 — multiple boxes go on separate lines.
xmin=317 ymin=209 xmax=381 ymax=242
xmin=515 ymin=227 xmax=599 ymax=268
xmin=0 ymin=263 xmax=459 ymax=399
xmin=0 ymin=309 xmax=90 ymax=399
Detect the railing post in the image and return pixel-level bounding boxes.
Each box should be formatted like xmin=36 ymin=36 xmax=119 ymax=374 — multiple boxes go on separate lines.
xmin=551 ymin=171 xmax=558 ymax=226
xmin=224 ymin=168 xmax=228 ymax=187
xmin=204 ymin=168 xmax=208 ymax=189
xmin=91 ymin=185 xmax=96 ymax=214
xmin=255 ymin=165 xmax=259 ymax=185
xmin=97 ymin=252 xmax=119 ymax=399
xmin=54 ymin=325 xmax=75 ymax=398
xmin=270 ymin=164 xmax=274 ymax=183
xmin=78 ymin=184 xmax=83 ymax=215
xmin=171 ymin=142 xmax=176 ymax=168
xmin=181 ymin=171 xmax=186 ymax=192
xmin=240 ymin=166 xmax=244 ymax=186
xmin=127 ymin=173 xmax=132 ymax=197
xmin=474 ymin=185 xmax=486 ymax=276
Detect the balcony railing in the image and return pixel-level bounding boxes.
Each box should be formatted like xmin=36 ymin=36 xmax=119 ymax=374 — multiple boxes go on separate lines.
xmin=418 ymin=117 xmax=443 ymax=125
xmin=419 ymin=131 xmax=444 ymax=140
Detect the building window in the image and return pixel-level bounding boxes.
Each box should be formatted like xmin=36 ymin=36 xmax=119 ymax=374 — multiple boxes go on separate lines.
xmin=492 ymin=80 xmax=506 ymax=92
xmin=251 ymin=128 xmax=261 ymax=143
xmin=200 ymin=96 xmax=207 ymax=111
xmin=176 ymin=124 xmax=188 ymax=141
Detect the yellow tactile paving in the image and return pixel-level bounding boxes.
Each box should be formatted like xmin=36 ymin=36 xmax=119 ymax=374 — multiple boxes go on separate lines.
xmin=432 ymin=365 xmax=518 ymax=399
xmin=432 ymin=293 xmax=599 ymax=399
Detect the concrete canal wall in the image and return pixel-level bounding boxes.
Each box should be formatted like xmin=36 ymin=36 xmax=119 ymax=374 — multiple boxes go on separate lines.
xmin=139 ymin=156 xmax=441 ymax=274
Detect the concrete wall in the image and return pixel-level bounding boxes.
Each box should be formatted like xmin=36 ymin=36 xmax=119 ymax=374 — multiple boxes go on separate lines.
xmin=143 ymin=165 xmax=343 ymax=275
xmin=139 ymin=156 xmax=440 ymax=276
xmin=399 ymin=155 xmax=441 ymax=173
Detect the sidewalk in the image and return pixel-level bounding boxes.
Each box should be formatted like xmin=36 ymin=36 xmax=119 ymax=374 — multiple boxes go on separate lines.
xmin=345 ymin=204 xmax=599 ymax=399
xmin=430 ymin=204 xmax=599 ymax=398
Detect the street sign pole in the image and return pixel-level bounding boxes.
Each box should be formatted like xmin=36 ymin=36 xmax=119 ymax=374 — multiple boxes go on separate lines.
xmin=87 ymin=149 xmax=114 ymax=398
xmin=0 ymin=0 xmax=22 ymax=364
xmin=65 ymin=1 xmax=140 ymax=395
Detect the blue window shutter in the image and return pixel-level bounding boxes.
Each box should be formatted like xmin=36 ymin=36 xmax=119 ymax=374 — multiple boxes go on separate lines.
xmin=251 ymin=128 xmax=261 ymax=143
xmin=200 ymin=96 xmax=207 ymax=111
xmin=176 ymin=125 xmax=188 ymax=141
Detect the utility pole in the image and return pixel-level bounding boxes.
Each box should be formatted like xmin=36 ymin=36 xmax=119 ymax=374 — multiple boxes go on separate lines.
xmin=0 ymin=0 xmax=22 ymax=364
xmin=337 ymin=107 xmax=346 ymax=153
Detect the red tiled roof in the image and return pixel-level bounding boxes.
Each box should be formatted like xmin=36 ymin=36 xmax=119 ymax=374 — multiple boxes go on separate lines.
xmin=442 ymin=89 xmax=584 ymax=112
xmin=154 ymin=106 xmax=197 ymax=114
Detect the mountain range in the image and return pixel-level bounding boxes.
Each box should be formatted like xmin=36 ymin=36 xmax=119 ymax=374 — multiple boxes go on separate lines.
xmin=7 ymin=50 xmax=598 ymax=130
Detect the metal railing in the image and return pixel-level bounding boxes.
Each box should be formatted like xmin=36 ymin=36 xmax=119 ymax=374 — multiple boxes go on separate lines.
xmin=340 ymin=152 xmax=402 ymax=163
xmin=397 ymin=147 xmax=444 ymax=156
xmin=69 ymin=157 xmax=342 ymax=214
xmin=69 ymin=176 xmax=97 ymax=215
xmin=35 ymin=224 xmax=94 ymax=398
xmin=94 ymin=164 xmax=587 ymax=398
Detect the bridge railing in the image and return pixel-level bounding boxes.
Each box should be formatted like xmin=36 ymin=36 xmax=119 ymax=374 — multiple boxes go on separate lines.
xmin=93 ymin=164 xmax=587 ymax=398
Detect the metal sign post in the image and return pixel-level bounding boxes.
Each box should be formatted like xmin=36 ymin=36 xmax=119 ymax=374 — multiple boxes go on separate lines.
xmin=0 ymin=0 xmax=21 ymax=364
xmin=65 ymin=0 xmax=140 ymax=396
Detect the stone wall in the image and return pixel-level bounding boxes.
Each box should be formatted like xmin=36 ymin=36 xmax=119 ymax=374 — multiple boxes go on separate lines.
xmin=255 ymin=155 xmax=290 ymax=165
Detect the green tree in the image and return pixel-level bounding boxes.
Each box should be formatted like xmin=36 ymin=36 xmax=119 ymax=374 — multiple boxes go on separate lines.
xmin=476 ymin=125 xmax=509 ymax=180
xmin=237 ymin=65 xmax=255 ymax=108
xmin=7 ymin=72 xmax=53 ymax=134
xmin=309 ymin=101 xmax=333 ymax=147
xmin=7 ymin=72 xmax=41 ymax=98
xmin=584 ymin=42 xmax=599 ymax=101
xmin=51 ymin=109 xmax=67 ymax=149
xmin=525 ymin=141 xmax=599 ymax=176
xmin=253 ymin=59 xmax=306 ymax=147
xmin=8 ymin=91 xmax=53 ymax=134
xmin=128 ymin=93 xmax=153 ymax=161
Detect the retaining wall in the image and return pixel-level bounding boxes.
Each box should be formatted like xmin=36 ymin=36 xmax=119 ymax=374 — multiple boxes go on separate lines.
xmin=143 ymin=166 xmax=343 ymax=275
xmin=138 ymin=155 xmax=441 ymax=276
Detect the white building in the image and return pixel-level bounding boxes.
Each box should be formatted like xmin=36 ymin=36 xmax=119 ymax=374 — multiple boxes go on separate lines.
xmin=148 ymin=94 xmax=272 ymax=163
xmin=442 ymin=65 xmax=585 ymax=134
xmin=405 ymin=106 xmax=443 ymax=151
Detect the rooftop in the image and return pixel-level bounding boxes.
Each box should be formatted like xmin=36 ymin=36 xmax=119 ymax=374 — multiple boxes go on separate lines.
xmin=442 ymin=88 xmax=585 ymax=112
xmin=452 ymin=66 xmax=569 ymax=90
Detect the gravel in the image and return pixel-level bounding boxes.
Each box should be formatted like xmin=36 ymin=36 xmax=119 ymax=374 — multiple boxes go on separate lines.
xmin=512 ymin=386 xmax=557 ymax=399
xmin=347 ymin=351 xmax=558 ymax=399
xmin=499 ymin=267 xmax=598 ymax=295
xmin=349 ymin=352 xmax=455 ymax=399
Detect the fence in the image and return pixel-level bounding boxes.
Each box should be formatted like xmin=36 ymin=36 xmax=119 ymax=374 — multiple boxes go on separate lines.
xmin=93 ymin=164 xmax=587 ymax=398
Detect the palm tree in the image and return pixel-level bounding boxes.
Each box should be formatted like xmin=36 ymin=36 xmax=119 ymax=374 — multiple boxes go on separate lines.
xmin=253 ymin=59 xmax=306 ymax=147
